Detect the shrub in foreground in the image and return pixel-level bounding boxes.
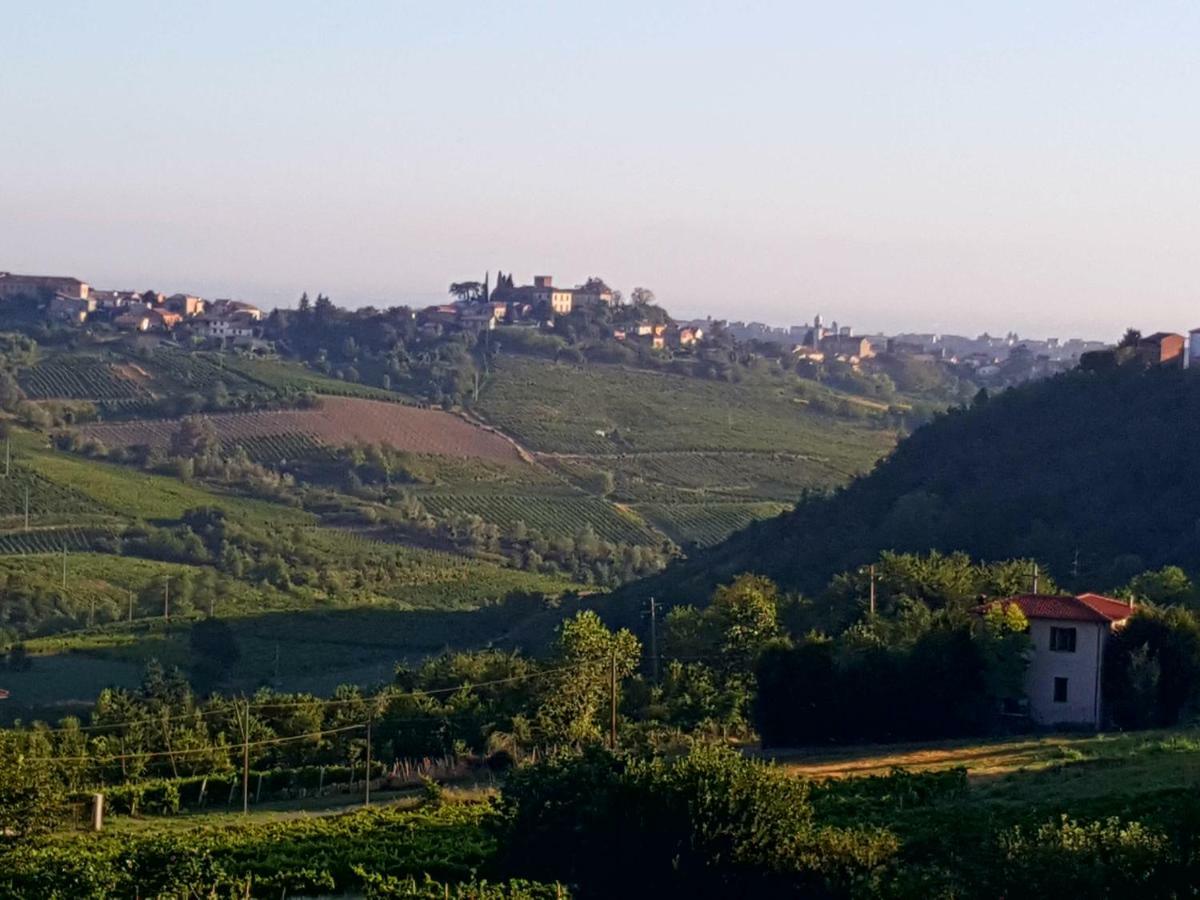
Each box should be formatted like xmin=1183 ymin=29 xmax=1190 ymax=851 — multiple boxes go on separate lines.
xmin=493 ymin=744 xmax=897 ymax=897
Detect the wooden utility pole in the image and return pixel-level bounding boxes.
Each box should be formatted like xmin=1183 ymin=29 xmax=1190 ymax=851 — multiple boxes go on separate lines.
xmin=62 ymin=543 xmax=67 ymax=590
xmin=648 ymin=596 xmax=659 ymax=683
xmin=869 ymin=564 xmax=877 ymax=616
xmin=239 ymin=699 xmax=250 ymax=814
xmin=128 ymin=589 xmax=134 ymax=623
xmin=364 ymin=710 xmax=373 ymax=807
xmin=609 ymin=649 xmax=618 ymax=751
xmin=163 ymin=575 xmax=170 ymax=622
xmin=23 ymin=484 xmax=29 ymax=531
xmin=5 ymin=437 xmax=10 ymax=477
xmin=88 ymin=597 xmax=95 ymax=629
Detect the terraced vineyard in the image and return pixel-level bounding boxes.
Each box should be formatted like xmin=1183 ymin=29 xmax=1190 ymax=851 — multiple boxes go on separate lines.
xmin=18 ymin=357 xmax=150 ymax=400
xmin=226 ymin=432 xmax=335 ymax=465
xmin=414 ymin=491 xmax=661 ymax=544
xmin=0 ymin=470 xmax=102 ymax=523
xmin=221 ymin=356 xmax=399 ymax=400
xmin=478 ymin=356 xmax=898 ymax=459
xmin=22 ymin=443 xmax=314 ymax=524
xmin=144 ymin=348 xmax=262 ymax=393
xmin=636 ymin=501 xmax=790 ymax=547
xmin=0 ymin=525 xmax=116 ymax=555
xmin=547 ymin=451 xmax=853 ymax=503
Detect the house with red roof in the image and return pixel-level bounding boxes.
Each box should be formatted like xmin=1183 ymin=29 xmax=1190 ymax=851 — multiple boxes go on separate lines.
xmin=985 ymin=593 xmax=1134 ymax=728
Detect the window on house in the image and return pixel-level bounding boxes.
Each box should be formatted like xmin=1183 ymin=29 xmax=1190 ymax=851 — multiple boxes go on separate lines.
xmin=1049 ymin=626 xmax=1077 ymax=652
xmin=1053 ymin=677 xmax=1068 ymax=703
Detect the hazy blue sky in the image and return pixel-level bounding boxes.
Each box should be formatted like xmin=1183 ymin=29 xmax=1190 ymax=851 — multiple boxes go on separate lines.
xmin=3 ymin=2 xmax=1198 ymax=337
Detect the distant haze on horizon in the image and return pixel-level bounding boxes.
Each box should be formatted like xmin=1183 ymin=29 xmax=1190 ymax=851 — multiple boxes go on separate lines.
xmin=3 ymin=2 xmax=1198 ymax=342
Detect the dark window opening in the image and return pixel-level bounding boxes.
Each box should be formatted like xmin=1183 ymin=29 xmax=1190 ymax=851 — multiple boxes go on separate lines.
xmin=1050 ymin=626 xmax=1077 ymax=652
xmin=1053 ymin=677 xmax=1069 ymax=703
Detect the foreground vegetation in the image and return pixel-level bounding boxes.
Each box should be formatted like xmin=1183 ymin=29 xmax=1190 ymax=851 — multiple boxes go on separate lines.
xmin=5 ymin=735 xmax=1200 ymax=898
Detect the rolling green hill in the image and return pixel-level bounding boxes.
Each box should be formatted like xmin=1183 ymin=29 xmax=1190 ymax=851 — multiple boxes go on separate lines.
xmin=1 ymin=348 xmax=909 ymax=713
xmin=477 ymin=355 xmax=896 ymax=458
xmin=621 ymin=366 xmax=1200 ymax=609
xmin=476 ymin=355 xmax=897 ymax=546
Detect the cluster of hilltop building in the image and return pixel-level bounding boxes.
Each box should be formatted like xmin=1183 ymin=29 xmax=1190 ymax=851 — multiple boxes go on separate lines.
xmin=0 ymin=271 xmax=264 ymax=346
xmin=419 ymin=273 xmax=705 ymax=350
xmin=714 ymin=313 xmax=1114 ymax=378
xmin=21 ymin=267 xmax=1197 ymax=383
xmin=1082 ymin=330 xmax=1200 ymax=370
xmin=420 ymin=273 xmax=616 ymax=329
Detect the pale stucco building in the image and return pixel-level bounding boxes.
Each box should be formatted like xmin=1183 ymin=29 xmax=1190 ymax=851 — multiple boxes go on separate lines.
xmin=992 ymin=593 xmax=1133 ymax=728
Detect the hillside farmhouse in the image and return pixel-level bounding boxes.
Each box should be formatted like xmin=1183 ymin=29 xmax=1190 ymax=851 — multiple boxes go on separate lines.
xmin=986 ymin=593 xmax=1133 ymax=728
xmin=48 ymin=293 xmax=97 ymax=323
xmin=1137 ymin=332 xmax=1185 ymax=366
xmin=0 ymin=272 xmax=90 ymax=301
xmin=820 ymin=334 xmax=874 ymax=361
xmin=490 ymin=273 xmax=616 ymax=317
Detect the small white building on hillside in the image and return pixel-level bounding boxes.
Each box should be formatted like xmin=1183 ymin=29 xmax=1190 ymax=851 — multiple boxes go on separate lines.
xmin=988 ymin=593 xmax=1133 ymax=728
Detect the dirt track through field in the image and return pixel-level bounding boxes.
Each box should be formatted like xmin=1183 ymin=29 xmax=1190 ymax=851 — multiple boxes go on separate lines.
xmin=81 ymin=397 xmax=525 ymax=462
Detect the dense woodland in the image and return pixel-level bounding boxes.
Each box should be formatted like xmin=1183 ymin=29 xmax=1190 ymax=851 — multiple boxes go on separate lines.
xmin=628 ymin=364 xmax=1200 ymax=609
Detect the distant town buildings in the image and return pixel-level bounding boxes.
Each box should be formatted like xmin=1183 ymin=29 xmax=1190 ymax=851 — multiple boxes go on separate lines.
xmin=487 ymin=273 xmax=617 ymax=318
xmin=1136 ymin=332 xmax=1185 ymax=366
xmin=5 ymin=266 xmax=1181 ymax=389
xmin=47 ymin=293 xmax=96 ymax=323
xmin=0 ymin=269 xmax=263 ymax=344
xmin=0 ymin=272 xmax=89 ymax=301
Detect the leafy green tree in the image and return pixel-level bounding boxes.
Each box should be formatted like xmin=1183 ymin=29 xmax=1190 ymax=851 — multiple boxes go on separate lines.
xmin=170 ymin=416 xmax=219 ymax=459
xmin=975 ymin=602 xmax=1032 ymax=711
xmin=536 ymin=611 xmax=640 ymax=745
xmin=708 ymin=573 xmax=781 ymax=676
xmin=1118 ymin=327 xmax=1142 ymax=348
xmin=448 ymin=281 xmax=484 ymax=303
xmin=0 ymin=732 xmax=65 ymax=839
xmin=1105 ymin=607 xmax=1200 ymax=728
xmin=1124 ymin=567 xmax=1196 ymax=608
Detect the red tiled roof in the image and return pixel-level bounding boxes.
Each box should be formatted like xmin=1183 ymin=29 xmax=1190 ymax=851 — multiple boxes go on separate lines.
xmin=990 ymin=593 xmax=1133 ymax=623
xmin=1074 ymin=593 xmax=1139 ymax=621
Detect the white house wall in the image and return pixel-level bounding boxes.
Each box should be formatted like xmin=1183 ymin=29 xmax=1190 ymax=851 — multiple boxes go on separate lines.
xmin=1024 ymin=618 xmax=1107 ymax=727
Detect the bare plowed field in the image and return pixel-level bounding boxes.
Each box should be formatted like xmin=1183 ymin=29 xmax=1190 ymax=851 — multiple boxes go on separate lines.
xmin=81 ymin=397 xmax=523 ymax=462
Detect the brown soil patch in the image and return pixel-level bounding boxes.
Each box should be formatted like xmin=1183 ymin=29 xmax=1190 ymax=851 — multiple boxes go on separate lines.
xmin=81 ymin=397 xmax=524 ymax=462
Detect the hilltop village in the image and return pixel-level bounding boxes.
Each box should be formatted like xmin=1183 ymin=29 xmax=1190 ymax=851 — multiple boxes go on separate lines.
xmin=0 ymin=267 xmax=1150 ymax=392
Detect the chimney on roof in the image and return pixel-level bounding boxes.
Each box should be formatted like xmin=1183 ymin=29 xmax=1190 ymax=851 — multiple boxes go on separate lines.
xmin=533 ymin=275 xmax=553 ymax=288
xmin=1032 ymin=563 xmax=1039 ymax=594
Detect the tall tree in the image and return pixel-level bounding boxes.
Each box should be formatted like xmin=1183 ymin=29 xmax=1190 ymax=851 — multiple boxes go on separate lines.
xmin=630 ymin=287 xmax=655 ymax=306
xmin=537 ymin=611 xmax=640 ymax=744
xmin=449 ymin=282 xmax=484 ymax=303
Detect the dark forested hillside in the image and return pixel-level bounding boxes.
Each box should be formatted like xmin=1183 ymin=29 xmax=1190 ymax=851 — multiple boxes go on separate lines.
xmin=627 ymin=365 xmax=1200 ymax=606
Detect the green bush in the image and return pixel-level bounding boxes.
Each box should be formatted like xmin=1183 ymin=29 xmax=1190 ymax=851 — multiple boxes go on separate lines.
xmin=0 ymin=803 xmax=494 ymax=897
xmin=493 ymin=744 xmax=896 ymax=896
xmin=359 ymin=871 xmax=570 ymax=899
xmin=992 ymin=815 xmax=1187 ymax=897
